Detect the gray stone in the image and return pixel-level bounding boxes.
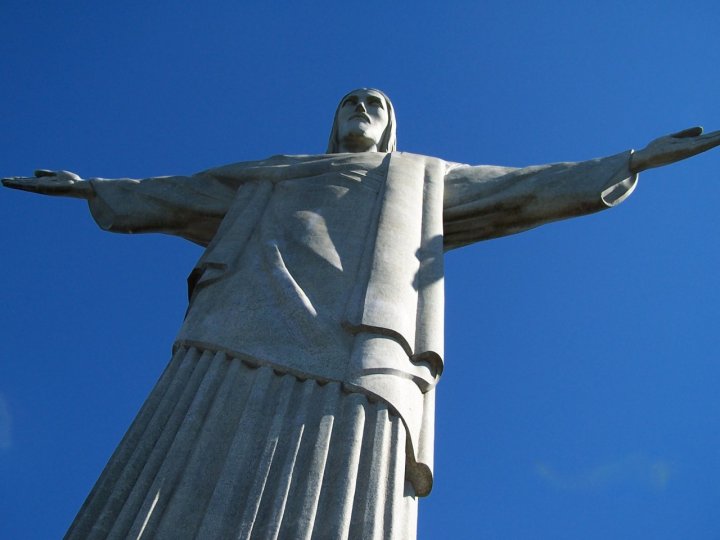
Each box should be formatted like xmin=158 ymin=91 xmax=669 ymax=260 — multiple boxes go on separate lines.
xmin=2 ymin=89 xmax=719 ymax=539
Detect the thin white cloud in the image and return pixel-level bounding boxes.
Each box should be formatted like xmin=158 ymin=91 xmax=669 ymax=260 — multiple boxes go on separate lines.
xmin=0 ymin=393 xmax=12 ymax=449
xmin=535 ymin=453 xmax=673 ymax=492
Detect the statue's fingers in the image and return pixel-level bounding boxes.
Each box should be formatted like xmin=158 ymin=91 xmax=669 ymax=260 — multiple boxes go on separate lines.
xmin=34 ymin=169 xmax=57 ymax=177
xmin=699 ymin=129 xmax=720 ymax=140
xmin=695 ymin=130 xmax=720 ymax=152
xmin=671 ymin=126 xmax=703 ymax=139
xmin=1 ymin=177 xmax=40 ymax=191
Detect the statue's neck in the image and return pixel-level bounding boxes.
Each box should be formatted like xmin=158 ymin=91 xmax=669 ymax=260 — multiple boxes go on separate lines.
xmin=338 ymin=135 xmax=378 ymax=153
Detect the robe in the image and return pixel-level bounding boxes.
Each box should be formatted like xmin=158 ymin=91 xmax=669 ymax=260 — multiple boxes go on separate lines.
xmin=66 ymin=150 xmax=636 ymax=539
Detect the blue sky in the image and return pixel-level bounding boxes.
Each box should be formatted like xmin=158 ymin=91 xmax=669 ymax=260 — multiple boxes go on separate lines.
xmin=2 ymin=1 xmax=720 ymax=538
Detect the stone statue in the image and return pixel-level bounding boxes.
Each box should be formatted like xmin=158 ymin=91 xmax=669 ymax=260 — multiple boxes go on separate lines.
xmin=3 ymin=88 xmax=719 ymax=540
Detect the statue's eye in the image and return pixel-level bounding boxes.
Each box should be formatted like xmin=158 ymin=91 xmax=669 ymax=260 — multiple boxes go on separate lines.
xmin=343 ymin=97 xmax=358 ymax=107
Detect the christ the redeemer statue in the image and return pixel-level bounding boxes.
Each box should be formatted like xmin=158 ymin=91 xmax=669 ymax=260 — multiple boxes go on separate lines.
xmin=4 ymin=89 xmax=719 ymax=540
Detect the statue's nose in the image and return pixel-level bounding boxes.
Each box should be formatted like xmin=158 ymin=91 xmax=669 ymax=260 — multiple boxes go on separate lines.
xmin=355 ymin=102 xmax=367 ymax=113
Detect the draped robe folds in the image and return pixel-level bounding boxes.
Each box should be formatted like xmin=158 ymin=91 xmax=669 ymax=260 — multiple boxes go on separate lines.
xmin=81 ymin=150 xmax=637 ymax=535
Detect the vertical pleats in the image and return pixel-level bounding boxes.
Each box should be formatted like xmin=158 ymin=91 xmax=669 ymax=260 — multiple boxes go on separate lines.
xmin=64 ymin=346 xmax=418 ymax=540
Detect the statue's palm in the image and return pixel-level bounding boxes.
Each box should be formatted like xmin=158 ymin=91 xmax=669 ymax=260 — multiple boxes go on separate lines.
xmin=631 ymin=126 xmax=720 ymax=173
xmin=2 ymin=169 xmax=90 ymax=198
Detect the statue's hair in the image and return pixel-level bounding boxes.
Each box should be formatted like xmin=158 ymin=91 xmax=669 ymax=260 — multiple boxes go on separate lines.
xmin=326 ymin=88 xmax=397 ymax=153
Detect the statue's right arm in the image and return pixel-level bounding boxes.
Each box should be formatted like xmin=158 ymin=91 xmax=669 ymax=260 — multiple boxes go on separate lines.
xmin=3 ymin=169 xmax=239 ymax=247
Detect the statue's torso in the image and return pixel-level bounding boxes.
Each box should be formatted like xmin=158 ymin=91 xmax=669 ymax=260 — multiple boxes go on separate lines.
xmin=178 ymin=153 xmax=390 ymax=380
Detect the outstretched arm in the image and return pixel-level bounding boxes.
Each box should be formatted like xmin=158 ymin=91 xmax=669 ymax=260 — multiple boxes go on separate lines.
xmin=443 ymin=151 xmax=637 ymax=250
xmin=3 ymin=168 xmax=239 ymax=246
xmin=443 ymin=126 xmax=720 ymax=250
xmin=630 ymin=126 xmax=720 ymax=173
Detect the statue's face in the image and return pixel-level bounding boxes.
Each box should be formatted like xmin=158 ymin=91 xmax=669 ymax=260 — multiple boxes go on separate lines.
xmin=336 ymin=89 xmax=389 ymax=151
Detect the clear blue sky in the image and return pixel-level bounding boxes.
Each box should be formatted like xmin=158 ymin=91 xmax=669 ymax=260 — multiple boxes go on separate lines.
xmin=2 ymin=2 xmax=719 ymax=538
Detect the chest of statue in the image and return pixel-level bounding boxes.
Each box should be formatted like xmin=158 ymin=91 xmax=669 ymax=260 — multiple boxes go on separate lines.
xmin=178 ymin=153 xmax=392 ymax=378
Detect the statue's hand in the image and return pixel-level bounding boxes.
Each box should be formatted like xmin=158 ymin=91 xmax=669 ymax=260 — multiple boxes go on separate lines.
xmin=630 ymin=126 xmax=720 ymax=173
xmin=2 ymin=169 xmax=93 ymax=199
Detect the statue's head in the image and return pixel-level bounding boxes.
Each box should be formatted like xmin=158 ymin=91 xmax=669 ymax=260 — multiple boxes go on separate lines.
xmin=327 ymin=88 xmax=397 ymax=153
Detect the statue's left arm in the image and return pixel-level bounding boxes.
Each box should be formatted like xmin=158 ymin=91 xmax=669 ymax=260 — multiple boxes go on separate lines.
xmin=443 ymin=127 xmax=720 ymax=250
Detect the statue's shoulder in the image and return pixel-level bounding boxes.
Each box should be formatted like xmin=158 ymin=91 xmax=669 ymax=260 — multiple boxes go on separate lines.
xmin=202 ymin=153 xmax=459 ymax=179
xmin=391 ymin=151 xmax=460 ymax=173
xmin=264 ymin=152 xmax=446 ymax=169
xmin=233 ymin=154 xmax=314 ymax=166
xmin=199 ymin=154 xmax=317 ymax=175
xmin=393 ymin=151 xmax=441 ymax=162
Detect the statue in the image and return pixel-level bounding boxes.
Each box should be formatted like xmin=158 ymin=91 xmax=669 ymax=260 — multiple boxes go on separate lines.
xmin=4 ymin=88 xmax=719 ymax=539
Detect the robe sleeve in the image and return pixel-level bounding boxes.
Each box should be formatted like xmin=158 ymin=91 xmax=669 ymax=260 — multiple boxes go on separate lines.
xmin=87 ymin=171 xmax=241 ymax=247
xmin=442 ymin=150 xmax=638 ymax=250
